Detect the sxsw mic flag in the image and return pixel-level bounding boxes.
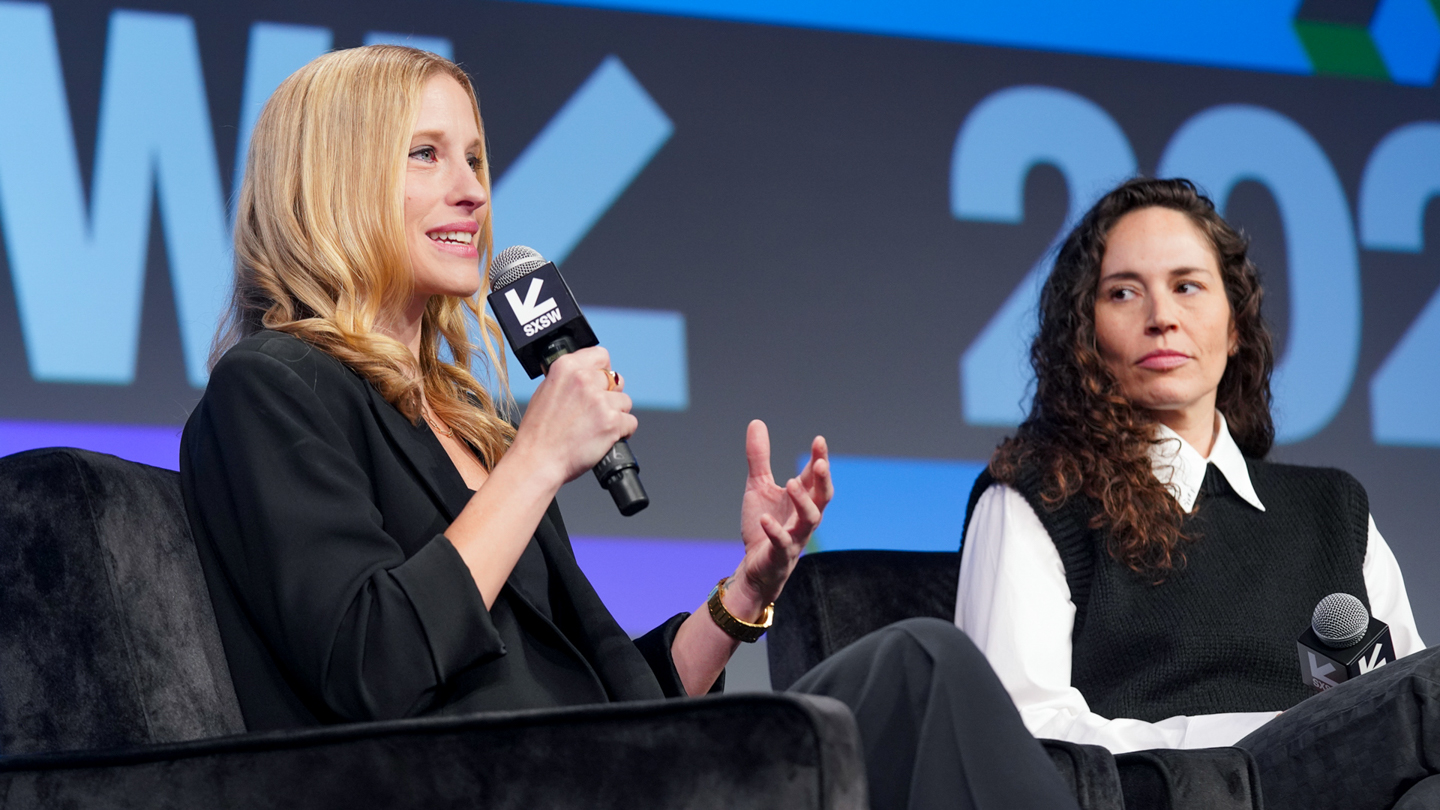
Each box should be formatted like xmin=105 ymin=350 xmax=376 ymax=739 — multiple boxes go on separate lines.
xmin=487 ymin=246 xmax=647 ymax=516
xmin=487 ymin=256 xmax=597 ymax=379
xmin=1297 ymin=593 xmax=1396 ymax=692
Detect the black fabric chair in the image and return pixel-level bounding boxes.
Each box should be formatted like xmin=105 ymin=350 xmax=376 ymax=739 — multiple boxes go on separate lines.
xmin=0 ymin=447 xmax=866 ymax=809
xmin=768 ymin=549 xmax=1264 ymax=810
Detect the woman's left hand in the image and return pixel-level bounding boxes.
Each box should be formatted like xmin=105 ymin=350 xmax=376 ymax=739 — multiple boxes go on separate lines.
xmin=668 ymin=419 xmax=832 ymax=695
xmin=725 ymin=420 xmax=833 ymax=619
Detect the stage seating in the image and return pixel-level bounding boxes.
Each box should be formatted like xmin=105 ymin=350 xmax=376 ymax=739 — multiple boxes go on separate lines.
xmin=769 ymin=549 xmax=1264 ymax=810
xmin=0 ymin=447 xmax=865 ymax=809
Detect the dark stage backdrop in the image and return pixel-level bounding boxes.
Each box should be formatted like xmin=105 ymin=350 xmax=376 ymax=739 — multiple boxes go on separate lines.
xmin=2 ymin=0 xmax=1438 ymax=648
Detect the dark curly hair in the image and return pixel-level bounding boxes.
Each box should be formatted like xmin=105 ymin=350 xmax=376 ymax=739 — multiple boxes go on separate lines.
xmin=989 ymin=177 xmax=1275 ymax=575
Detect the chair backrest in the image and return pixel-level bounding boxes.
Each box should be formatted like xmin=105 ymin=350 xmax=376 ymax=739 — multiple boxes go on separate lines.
xmin=0 ymin=448 xmax=245 ymax=755
xmin=767 ymin=550 xmax=959 ymax=690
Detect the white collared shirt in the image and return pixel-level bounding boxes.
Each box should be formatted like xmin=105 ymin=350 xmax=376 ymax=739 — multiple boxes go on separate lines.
xmin=954 ymin=414 xmax=1425 ymax=754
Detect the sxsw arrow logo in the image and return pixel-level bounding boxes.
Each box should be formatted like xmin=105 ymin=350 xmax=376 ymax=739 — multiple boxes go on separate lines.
xmin=1358 ymin=643 xmax=1389 ymax=674
xmin=505 ymin=278 xmax=558 ymax=325
xmin=1308 ymin=652 xmax=1339 ymax=688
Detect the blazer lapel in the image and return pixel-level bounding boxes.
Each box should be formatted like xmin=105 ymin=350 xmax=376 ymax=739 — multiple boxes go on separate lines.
xmin=367 ymin=387 xmax=642 ymax=701
xmin=533 ymin=503 xmax=665 ymax=701
xmin=364 ymin=386 xmax=470 ymax=522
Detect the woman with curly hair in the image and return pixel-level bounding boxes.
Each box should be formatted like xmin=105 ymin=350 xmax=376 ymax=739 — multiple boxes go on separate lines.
xmin=956 ymin=177 xmax=1438 ymax=808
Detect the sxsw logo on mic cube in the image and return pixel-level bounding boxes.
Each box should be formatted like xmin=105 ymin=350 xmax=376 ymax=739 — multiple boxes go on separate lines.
xmin=486 ymin=262 xmax=597 ymax=379
xmin=507 ymin=278 xmax=563 ymax=336
xmin=1296 ymin=618 xmax=1397 ymax=692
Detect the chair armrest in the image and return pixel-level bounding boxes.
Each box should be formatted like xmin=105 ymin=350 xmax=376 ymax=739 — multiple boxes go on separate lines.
xmin=1040 ymin=739 xmax=1123 ymax=810
xmin=1040 ymin=741 xmax=1261 ymax=810
xmin=1115 ymin=747 xmax=1263 ymax=810
xmin=0 ymin=693 xmax=866 ymax=810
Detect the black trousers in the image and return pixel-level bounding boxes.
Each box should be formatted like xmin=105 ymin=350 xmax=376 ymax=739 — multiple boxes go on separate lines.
xmin=789 ymin=618 xmax=1080 ymax=810
xmin=1237 ymin=644 xmax=1440 ymax=810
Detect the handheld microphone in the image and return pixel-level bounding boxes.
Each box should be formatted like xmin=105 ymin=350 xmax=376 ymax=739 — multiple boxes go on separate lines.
xmin=1295 ymin=593 xmax=1395 ymax=692
xmin=487 ymin=245 xmax=649 ymax=516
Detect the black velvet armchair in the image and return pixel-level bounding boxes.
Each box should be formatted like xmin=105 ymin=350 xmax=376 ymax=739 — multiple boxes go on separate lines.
xmin=768 ymin=550 xmax=1266 ymax=810
xmin=0 ymin=447 xmax=866 ymax=809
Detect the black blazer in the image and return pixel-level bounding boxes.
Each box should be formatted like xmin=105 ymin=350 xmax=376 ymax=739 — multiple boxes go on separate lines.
xmin=180 ymin=331 xmax=692 ymax=731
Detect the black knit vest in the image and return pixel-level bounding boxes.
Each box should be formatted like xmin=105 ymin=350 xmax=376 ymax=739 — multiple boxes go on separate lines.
xmin=962 ymin=459 xmax=1370 ymax=721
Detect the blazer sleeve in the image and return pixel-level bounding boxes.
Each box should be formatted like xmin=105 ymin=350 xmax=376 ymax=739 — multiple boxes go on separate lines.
xmin=631 ymin=613 xmax=725 ymax=697
xmin=184 ymin=345 xmax=502 ymax=721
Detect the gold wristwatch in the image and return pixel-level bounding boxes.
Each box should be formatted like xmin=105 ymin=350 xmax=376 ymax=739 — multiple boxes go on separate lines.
xmin=707 ymin=577 xmax=774 ymax=643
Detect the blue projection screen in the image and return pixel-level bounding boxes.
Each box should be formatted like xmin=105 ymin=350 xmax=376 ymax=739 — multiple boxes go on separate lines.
xmin=2 ymin=0 xmax=1439 ymax=640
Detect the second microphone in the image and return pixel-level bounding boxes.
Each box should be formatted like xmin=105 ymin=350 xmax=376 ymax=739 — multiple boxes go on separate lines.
xmin=487 ymin=245 xmax=649 ymax=516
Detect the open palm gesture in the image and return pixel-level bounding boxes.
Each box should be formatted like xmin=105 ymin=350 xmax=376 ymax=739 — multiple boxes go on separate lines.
xmin=732 ymin=420 xmax=833 ymax=609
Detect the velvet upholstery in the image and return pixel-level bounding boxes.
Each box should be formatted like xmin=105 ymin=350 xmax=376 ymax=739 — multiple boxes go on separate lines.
xmin=0 ymin=694 xmax=864 ymax=809
xmin=1042 ymin=739 xmax=1124 ymax=810
xmin=0 ymin=448 xmax=867 ymax=808
xmin=1115 ymin=748 xmax=1264 ymax=810
xmin=768 ymin=550 xmax=960 ymax=693
xmin=0 ymin=448 xmax=243 ymax=754
xmin=769 ymin=549 xmax=1264 ymax=810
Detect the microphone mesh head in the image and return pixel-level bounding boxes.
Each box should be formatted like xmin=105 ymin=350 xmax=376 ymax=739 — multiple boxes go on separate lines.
xmin=490 ymin=245 xmax=547 ymax=291
xmin=1312 ymin=593 xmax=1369 ymax=648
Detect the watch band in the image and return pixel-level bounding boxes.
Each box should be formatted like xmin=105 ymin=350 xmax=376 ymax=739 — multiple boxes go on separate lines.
xmin=707 ymin=577 xmax=774 ymax=643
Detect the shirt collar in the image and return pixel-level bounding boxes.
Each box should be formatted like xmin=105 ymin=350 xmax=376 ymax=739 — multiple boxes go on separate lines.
xmin=1149 ymin=412 xmax=1265 ymax=513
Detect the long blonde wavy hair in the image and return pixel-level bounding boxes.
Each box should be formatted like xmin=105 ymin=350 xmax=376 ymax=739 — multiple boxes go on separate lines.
xmin=213 ymin=45 xmax=515 ymax=468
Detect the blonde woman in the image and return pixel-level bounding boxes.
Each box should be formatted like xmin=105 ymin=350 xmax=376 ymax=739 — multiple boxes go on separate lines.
xmin=181 ymin=45 xmax=1078 ymax=810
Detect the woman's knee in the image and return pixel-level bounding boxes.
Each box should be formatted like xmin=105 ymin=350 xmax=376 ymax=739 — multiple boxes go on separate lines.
xmin=1405 ymin=643 xmax=1440 ymax=679
xmin=881 ymin=617 xmax=983 ymax=658
xmin=851 ymin=617 xmax=992 ymax=683
xmin=791 ymin=617 xmax=993 ymax=692
xmin=1395 ymin=775 xmax=1440 ymax=810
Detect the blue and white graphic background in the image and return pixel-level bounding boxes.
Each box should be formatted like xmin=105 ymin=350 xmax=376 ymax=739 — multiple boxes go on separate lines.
xmin=3 ymin=0 xmax=1440 ymax=658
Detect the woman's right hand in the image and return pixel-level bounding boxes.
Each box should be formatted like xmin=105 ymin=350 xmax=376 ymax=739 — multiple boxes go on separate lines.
xmin=448 ymin=345 xmax=633 ymax=607
xmin=506 ymin=346 xmax=637 ymax=488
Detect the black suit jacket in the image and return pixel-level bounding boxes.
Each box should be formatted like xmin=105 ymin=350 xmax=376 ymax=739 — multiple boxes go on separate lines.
xmin=181 ymin=331 xmax=693 ymax=731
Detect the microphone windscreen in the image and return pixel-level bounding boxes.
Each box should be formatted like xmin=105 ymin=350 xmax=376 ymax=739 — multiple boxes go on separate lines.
xmin=1312 ymin=593 xmax=1369 ymax=648
xmin=491 ymin=245 xmax=547 ymax=291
